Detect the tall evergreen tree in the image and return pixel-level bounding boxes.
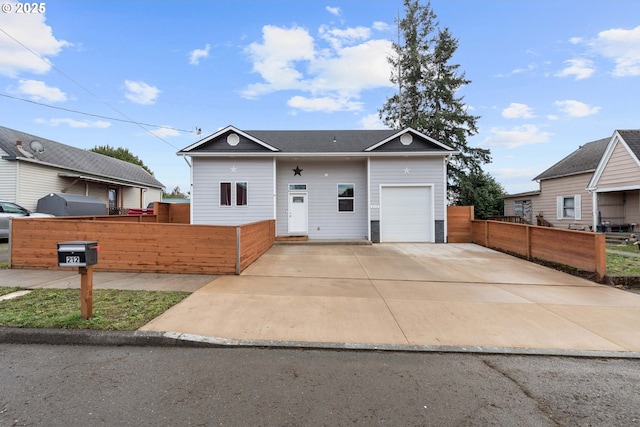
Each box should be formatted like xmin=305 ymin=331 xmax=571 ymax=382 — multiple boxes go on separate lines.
xmin=90 ymin=145 xmax=153 ymax=175
xmin=455 ymin=171 xmax=506 ymax=219
xmin=380 ymin=0 xmax=491 ymax=200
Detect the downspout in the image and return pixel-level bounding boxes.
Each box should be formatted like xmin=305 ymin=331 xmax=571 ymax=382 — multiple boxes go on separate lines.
xmin=183 ymin=156 xmax=194 ymax=224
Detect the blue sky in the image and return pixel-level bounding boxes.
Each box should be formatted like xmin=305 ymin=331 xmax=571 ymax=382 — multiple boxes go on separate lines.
xmin=1 ymin=0 xmax=639 ymax=196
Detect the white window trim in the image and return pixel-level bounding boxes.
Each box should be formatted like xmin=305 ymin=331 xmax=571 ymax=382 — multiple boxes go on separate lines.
xmin=556 ymin=195 xmax=581 ymax=220
xmin=219 ymin=181 xmax=232 ymax=207
xmin=236 ymin=181 xmax=248 ymax=207
xmin=337 ymin=183 xmax=355 ymax=213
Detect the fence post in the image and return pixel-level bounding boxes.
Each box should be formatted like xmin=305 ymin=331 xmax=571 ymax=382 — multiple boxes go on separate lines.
xmin=594 ymin=233 xmax=606 ymax=282
xmin=526 ymin=225 xmax=532 ymax=260
xmin=235 ymin=226 xmax=241 ymax=275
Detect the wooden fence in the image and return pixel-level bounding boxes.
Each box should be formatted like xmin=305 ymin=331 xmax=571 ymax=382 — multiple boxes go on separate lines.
xmin=448 ymin=206 xmax=606 ymax=281
xmin=447 ymin=205 xmax=474 ymax=243
xmin=471 ymin=220 xmax=606 ymax=282
xmin=9 ymin=218 xmax=275 ymax=275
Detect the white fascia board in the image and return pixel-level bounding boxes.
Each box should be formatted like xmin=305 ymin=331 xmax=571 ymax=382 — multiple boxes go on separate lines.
xmin=177 ymin=125 xmax=280 ymax=154
xmin=593 ymin=184 xmax=640 ymax=192
xmin=587 ymin=131 xmax=619 ymax=190
xmin=364 ymin=127 xmax=454 ymax=152
xmin=180 ymin=151 xmax=459 ymax=158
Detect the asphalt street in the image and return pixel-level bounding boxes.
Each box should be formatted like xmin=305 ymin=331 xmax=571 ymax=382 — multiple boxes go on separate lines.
xmin=1 ymin=344 xmax=639 ymax=426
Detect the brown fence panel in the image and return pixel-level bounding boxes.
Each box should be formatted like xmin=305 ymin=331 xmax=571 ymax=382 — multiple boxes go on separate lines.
xmin=238 ymin=220 xmax=276 ymax=272
xmin=10 ymin=218 xmax=237 ymax=274
xmin=447 ymin=206 xmax=474 ymax=243
xmin=471 ymin=220 xmax=606 ymax=281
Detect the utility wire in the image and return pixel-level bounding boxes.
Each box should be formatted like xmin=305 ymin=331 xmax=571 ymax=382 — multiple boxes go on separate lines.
xmin=0 ymin=27 xmax=195 ymax=150
xmin=0 ymin=93 xmax=194 ymax=133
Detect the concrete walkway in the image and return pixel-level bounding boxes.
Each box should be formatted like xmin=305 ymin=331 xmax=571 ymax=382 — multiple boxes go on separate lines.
xmin=140 ymin=243 xmax=640 ymax=355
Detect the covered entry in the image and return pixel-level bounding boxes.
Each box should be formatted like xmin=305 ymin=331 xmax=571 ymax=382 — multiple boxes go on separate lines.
xmin=380 ymin=185 xmax=433 ymax=242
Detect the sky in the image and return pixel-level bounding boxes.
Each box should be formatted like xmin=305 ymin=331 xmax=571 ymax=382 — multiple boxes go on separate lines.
xmin=1 ymin=0 xmax=639 ymax=196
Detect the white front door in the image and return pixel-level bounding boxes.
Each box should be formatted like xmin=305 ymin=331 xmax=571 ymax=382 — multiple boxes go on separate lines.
xmin=288 ymin=192 xmax=308 ymax=235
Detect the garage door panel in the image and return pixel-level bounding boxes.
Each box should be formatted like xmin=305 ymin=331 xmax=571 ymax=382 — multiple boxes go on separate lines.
xmin=381 ymin=186 xmax=432 ymax=242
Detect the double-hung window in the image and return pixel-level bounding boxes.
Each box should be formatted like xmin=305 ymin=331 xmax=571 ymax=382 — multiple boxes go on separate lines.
xmin=338 ymin=184 xmax=354 ymax=212
xmin=220 ymin=182 xmax=232 ymax=206
xmin=236 ymin=182 xmax=248 ymax=206
xmin=556 ymin=195 xmax=581 ymax=220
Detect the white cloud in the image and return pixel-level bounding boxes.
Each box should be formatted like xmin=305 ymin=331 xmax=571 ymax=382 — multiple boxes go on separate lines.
xmin=502 ymin=103 xmax=535 ymax=119
xmin=287 ymin=95 xmax=362 ymax=112
xmin=359 ymin=113 xmax=388 ymax=129
xmin=35 ymin=118 xmax=111 ymax=128
xmin=326 ymin=6 xmax=341 ymax=16
xmin=188 ymin=44 xmax=211 ymax=65
xmin=16 ymin=79 xmax=66 ymax=102
xmin=372 ymin=21 xmax=391 ymax=32
xmin=555 ymin=58 xmax=595 ymax=80
xmin=242 ymin=25 xmax=315 ymax=98
xmin=491 ymin=167 xmax=540 ymax=179
xmin=241 ymin=24 xmax=394 ymax=112
xmin=150 ymin=127 xmax=180 ymax=138
xmin=479 ymin=124 xmax=552 ymax=148
xmin=554 ymin=100 xmax=600 ymax=117
xmin=124 ymin=80 xmax=160 ymax=105
xmin=590 ymin=25 xmax=640 ymax=77
xmin=319 ymin=25 xmax=370 ymax=50
xmin=0 ymin=11 xmax=69 ymax=77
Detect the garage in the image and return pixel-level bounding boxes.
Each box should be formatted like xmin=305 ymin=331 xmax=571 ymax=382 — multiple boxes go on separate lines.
xmin=380 ymin=185 xmax=433 ymax=242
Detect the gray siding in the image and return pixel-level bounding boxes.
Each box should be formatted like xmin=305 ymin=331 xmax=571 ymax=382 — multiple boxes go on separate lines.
xmin=369 ymin=157 xmax=446 ymax=221
xmin=276 ymin=159 xmax=368 ymax=239
xmin=192 ymin=157 xmax=275 ymax=225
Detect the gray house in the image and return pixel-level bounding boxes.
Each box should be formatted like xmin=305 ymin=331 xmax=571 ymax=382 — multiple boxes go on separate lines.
xmin=178 ymin=125 xmax=457 ymax=243
xmin=0 ymin=125 xmax=164 ymax=213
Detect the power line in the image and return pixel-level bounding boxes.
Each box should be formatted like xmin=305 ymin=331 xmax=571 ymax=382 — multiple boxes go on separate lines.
xmin=0 ymin=27 xmax=198 ymax=150
xmin=0 ymin=93 xmax=195 ymax=134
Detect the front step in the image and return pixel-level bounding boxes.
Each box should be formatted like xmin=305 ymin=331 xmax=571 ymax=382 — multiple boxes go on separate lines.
xmin=605 ymin=232 xmax=637 ymax=245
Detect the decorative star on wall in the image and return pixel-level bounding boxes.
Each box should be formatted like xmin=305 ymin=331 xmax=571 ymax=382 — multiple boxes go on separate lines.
xmin=293 ymin=166 xmax=303 ymax=176
xmin=403 ymin=167 xmax=411 ymax=174
xmin=231 ymin=166 xmax=237 ymax=173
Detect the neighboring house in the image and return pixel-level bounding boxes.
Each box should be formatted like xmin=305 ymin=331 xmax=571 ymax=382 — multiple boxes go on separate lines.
xmin=504 ymin=129 xmax=640 ymax=231
xmin=0 ymin=125 xmax=164 ymax=213
xmin=177 ymin=125 xmax=457 ymax=243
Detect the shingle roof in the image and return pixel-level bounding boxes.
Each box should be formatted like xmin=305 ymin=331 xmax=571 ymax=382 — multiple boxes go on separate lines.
xmin=533 ymin=137 xmax=609 ymax=181
xmin=0 ymin=126 xmax=164 ymax=188
xmin=245 ymin=130 xmax=399 ymax=152
xmin=179 ymin=127 xmax=454 ymax=155
xmin=618 ymin=129 xmax=640 ymax=160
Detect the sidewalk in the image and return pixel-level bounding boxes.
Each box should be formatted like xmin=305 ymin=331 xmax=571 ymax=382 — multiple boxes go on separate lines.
xmin=2 ymin=243 xmax=640 ymax=357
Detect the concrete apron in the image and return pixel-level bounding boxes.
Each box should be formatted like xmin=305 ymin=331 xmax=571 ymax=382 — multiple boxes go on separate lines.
xmin=140 ymin=243 xmax=640 ymax=355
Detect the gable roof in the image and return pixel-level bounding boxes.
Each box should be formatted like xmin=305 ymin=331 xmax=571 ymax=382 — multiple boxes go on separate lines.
xmin=0 ymin=125 xmax=164 ymax=189
xmin=587 ymin=129 xmax=640 ymax=191
xmin=533 ymin=137 xmax=609 ymax=181
xmin=177 ymin=125 xmax=456 ymax=156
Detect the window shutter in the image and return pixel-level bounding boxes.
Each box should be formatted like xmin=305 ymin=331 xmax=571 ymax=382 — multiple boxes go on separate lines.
xmin=574 ymin=194 xmax=582 ymax=220
xmin=556 ymin=196 xmax=563 ymax=219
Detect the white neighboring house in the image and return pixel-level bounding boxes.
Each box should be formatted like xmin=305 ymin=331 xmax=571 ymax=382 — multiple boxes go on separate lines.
xmin=0 ymin=125 xmax=164 ymax=213
xmin=177 ymin=125 xmax=457 ymax=243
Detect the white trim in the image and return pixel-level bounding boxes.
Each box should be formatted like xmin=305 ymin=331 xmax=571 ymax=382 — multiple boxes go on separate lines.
xmin=587 ymin=131 xmax=640 ymax=191
xmin=178 ymin=125 xmax=280 ymax=153
xmin=364 ymin=128 xmax=454 ymax=152
xmin=177 ymin=151 xmax=456 ymax=158
xmin=235 ymin=181 xmax=248 ymax=207
xmin=593 ymin=184 xmax=640 ymax=192
xmin=219 ymin=181 xmax=232 ymax=207
xmin=337 ymin=183 xmax=355 ymax=213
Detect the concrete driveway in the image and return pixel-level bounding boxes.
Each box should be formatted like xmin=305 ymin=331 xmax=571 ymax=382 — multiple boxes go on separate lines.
xmin=141 ymin=243 xmax=640 ymax=354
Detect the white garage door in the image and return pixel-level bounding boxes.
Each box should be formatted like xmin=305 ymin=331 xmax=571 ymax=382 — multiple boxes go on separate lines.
xmin=380 ymin=186 xmax=432 ymax=242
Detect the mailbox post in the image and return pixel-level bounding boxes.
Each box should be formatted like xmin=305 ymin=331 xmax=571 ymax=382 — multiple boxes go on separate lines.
xmin=57 ymin=241 xmax=99 ymax=319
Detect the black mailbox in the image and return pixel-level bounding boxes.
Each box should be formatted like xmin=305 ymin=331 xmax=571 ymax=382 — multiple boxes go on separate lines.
xmin=57 ymin=241 xmax=99 ymax=267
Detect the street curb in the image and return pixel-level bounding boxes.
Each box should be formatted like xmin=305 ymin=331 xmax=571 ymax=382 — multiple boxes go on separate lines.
xmin=2 ymin=327 xmax=640 ymax=359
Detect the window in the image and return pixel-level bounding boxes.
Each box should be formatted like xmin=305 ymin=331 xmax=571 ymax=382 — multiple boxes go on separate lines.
xmin=338 ymin=184 xmax=354 ymax=212
xmin=236 ymin=182 xmax=248 ymax=206
xmin=514 ymin=199 xmax=532 ymax=223
xmin=556 ymin=195 xmax=581 ymax=220
xmin=220 ymin=182 xmax=231 ymax=206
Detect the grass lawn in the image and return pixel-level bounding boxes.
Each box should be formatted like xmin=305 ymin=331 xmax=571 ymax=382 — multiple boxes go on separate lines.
xmin=606 ymin=245 xmax=640 ymax=277
xmin=0 ymin=288 xmax=189 ymax=330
